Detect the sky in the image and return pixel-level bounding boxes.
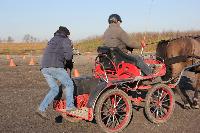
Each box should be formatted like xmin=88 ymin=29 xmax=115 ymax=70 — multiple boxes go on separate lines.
xmin=0 ymin=0 xmax=200 ymax=42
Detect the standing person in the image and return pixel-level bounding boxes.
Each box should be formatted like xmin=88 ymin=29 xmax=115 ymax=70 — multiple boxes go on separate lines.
xmin=36 ymin=26 xmax=77 ymax=119
xmin=103 ymin=14 xmax=153 ymax=76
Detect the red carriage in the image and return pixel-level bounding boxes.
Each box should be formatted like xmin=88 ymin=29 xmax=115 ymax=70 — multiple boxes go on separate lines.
xmin=53 ymin=46 xmax=176 ymax=133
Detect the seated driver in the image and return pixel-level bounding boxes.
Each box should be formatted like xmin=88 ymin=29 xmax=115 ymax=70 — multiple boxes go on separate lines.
xmin=103 ymin=14 xmax=153 ymax=76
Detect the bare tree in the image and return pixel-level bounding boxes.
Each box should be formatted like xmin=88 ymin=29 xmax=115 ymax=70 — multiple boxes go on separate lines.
xmin=7 ymin=36 xmax=14 ymax=43
xmin=23 ymin=34 xmax=31 ymax=43
xmin=23 ymin=34 xmax=38 ymax=43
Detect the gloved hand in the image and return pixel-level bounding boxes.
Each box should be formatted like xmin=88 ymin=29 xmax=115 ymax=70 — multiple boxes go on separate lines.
xmin=64 ymin=60 xmax=74 ymax=70
xmin=126 ymin=46 xmax=133 ymax=53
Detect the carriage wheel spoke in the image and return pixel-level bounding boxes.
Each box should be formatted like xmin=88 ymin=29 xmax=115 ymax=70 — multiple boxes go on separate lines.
xmin=106 ymin=115 xmax=112 ymax=127
xmin=150 ymin=96 xmax=157 ymax=104
xmin=102 ymin=103 xmax=110 ymax=110
xmin=102 ymin=114 xmax=110 ymax=121
xmin=158 ymin=108 xmax=162 ymax=117
xmin=156 ymin=109 xmax=159 ymax=118
xmin=150 ymin=97 xmax=157 ymax=105
xmin=158 ymin=108 xmax=164 ymax=118
xmin=117 ymin=103 xmax=126 ymax=110
xmin=114 ymin=95 xmax=117 ymax=108
xmin=117 ymin=110 xmax=126 ymax=113
xmin=110 ymin=97 xmax=115 ymax=108
xmin=161 ymin=92 xmax=167 ymax=102
xmin=116 ymin=112 xmax=126 ymax=121
xmin=162 ymin=98 xmax=170 ymax=103
xmin=156 ymin=89 xmax=161 ymax=99
xmin=114 ymin=115 xmax=120 ymax=126
xmin=101 ymin=109 xmax=110 ymax=114
xmin=111 ymin=115 xmax=117 ymax=128
xmin=160 ymin=107 xmax=166 ymax=116
xmin=103 ymin=99 xmax=111 ymax=109
xmin=159 ymin=89 xmax=164 ymax=100
xmin=151 ymin=106 xmax=158 ymax=114
xmin=116 ymin=97 xmax=122 ymax=107
xmin=162 ymin=103 xmax=170 ymax=109
xmin=113 ymin=115 xmax=119 ymax=127
xmin=150 ymin=104 xmax=156 ymax=110
xmin=151 ymin=105 xmax=158 ymax=117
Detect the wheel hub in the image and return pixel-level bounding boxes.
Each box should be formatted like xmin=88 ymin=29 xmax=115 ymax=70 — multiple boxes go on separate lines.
xmin=109 ymin=108 xmax=117 ymax=115
xmin=156 ymin=101 xmax=162 ymax=107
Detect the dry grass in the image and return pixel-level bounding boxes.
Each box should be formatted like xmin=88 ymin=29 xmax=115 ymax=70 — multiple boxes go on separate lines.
xmin=1 ymin=31 xmax=199 ymax=55
xmin=75 ymin=31 xmax=200 ymax=53
xmin=74 ymin=36 xmax=103 ymax=53
xmin=0 ymin=42 xmax=46 ymax=55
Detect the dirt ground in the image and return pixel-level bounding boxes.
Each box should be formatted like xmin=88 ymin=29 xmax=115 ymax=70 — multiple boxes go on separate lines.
xmin=0 ymin=54 xmax=200 ymax=133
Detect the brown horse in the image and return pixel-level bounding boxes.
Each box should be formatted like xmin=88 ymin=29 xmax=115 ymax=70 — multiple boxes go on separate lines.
xmin=156 ymin=36 xmax=200 ymax=109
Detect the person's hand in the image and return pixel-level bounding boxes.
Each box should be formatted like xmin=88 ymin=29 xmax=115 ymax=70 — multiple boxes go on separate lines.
xmin=126 ymin=46 xmax=133 ymax=53
xmin=127 ymin=51 xmax=132 ymax=54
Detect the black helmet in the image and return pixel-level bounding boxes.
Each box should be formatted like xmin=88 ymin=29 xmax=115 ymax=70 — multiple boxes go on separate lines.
xmin=108 ymin=14 xmax=122 ymax=24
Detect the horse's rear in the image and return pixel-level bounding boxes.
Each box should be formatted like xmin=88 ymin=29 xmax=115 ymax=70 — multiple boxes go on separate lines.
xmin=156 ymin=36 xmax=200 ymax=109
xmin=191 ymin=36 xmax=200 ymax=108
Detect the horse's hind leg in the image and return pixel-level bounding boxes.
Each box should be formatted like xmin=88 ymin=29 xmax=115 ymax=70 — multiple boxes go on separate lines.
xmin=171 ymin=64 xmax=191 ymax=109
xmin=175 ymin=85 xmax=191 ymax=109
xmin=192 ymin=90 xmax=199 ymax=109
xmin=192 ymin=74 xmax=200 ymax=109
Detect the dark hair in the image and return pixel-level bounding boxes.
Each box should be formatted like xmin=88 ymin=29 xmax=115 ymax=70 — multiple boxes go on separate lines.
xmin=57 ymin=26 xmax=70 ymax=36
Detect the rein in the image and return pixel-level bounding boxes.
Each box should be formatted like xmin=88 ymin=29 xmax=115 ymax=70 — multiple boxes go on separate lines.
xmin=164 ymin=55 xmax=200 ymax=65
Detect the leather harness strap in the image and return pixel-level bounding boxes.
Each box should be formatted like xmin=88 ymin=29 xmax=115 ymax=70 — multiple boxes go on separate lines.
xmin=164 ymin=55 xmax=187 ymax=65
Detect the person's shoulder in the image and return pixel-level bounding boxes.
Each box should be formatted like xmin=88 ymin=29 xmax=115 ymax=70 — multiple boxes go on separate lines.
xmin=118 ymin=26 xmax=127 ymax=35
xmin=62 ymin=37 xmax=72 ymax=46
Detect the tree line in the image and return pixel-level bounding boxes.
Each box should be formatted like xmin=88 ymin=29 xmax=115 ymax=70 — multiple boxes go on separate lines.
xmin=0 ymin=34 xmax=40 ymax=43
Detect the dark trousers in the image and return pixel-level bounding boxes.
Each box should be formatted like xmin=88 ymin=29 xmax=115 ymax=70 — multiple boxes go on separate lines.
xmin=132 ymin=55 xmax=153 ymax=75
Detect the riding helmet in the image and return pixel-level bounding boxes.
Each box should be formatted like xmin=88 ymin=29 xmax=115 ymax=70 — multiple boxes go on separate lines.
xmin=108 ymin=14 xmax=122 ymax=24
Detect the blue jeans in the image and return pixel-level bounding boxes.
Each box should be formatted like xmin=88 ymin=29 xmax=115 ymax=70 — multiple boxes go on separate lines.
xmin=39 ymin=67 xmax=75 ymax=112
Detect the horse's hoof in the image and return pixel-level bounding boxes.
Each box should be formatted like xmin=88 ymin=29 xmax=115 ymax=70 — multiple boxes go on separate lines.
xmin=192 ymin=101 xmax=199 ymax=109
xmin=184 ymin=103 xmax=191 ymax=109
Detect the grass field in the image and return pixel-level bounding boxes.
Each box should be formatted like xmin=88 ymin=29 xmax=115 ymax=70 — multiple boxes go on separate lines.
xmin=0 ymin=42 xmax=46 ymax=55
xmin=0 ymin=31 xmax=199 ymax=55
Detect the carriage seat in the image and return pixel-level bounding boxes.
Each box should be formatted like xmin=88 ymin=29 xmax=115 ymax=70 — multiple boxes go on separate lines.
xmin=97 ymin=46 xmax=114 ymax=70
xmin=97 ymin=46 xmax=137 ymax=69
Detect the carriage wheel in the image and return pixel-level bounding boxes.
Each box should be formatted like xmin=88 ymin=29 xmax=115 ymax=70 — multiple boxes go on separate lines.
xmin=95 ymin=89 xmax=132 ymax=133
xmin=145 ymin=84 xmax=175 ymax=124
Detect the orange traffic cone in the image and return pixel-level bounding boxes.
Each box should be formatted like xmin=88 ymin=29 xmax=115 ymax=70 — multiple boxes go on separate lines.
xmin=9 ymin=58 xmax=16 ymax=67
xmin=29 ymin=57 xmax=35 ymax=65
xmin=74 ymin=69 xmax=80 ymax=77
xmin=6 ymin=55 xmax=11 ymax=60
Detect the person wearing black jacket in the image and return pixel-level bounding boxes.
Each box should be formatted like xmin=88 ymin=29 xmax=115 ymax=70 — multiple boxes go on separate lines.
xmin=36 ymin=26 xmax=77 ymax=119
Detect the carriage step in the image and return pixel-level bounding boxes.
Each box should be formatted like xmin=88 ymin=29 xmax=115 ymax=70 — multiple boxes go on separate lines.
xmin=68 ymin=107 xmax=88 ymax=117
xmin=58 ymin=107 xmax=93 ymax=121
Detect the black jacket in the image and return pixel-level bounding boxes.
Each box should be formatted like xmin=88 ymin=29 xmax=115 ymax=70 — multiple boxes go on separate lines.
xmin=41 ymin=32 xmax=73 ymax=69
